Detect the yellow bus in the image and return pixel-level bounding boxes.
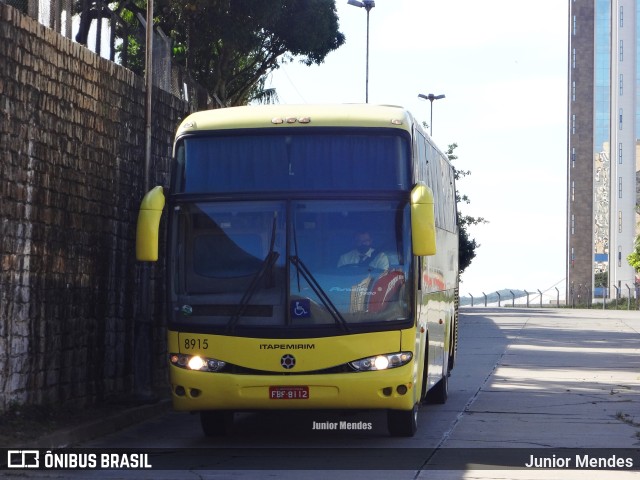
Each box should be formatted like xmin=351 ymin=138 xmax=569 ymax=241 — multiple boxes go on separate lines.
xmin=136 ymin=104 xmax=459 ymax=437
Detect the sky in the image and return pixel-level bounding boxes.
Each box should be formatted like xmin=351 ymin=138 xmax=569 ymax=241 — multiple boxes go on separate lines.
xmin=267 ymin=0 xmax=569 ymax=299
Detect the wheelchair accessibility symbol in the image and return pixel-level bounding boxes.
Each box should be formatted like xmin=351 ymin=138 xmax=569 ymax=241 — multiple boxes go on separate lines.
xmin=290 ymin=299 xmax=311 ymax=318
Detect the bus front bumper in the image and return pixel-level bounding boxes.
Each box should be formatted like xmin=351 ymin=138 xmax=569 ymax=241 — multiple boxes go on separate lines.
xmin=169 ymin=364 xmax=417 ymax=412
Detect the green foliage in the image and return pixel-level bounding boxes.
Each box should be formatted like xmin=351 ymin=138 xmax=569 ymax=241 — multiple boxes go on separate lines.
xmin=458 ymin=223 xmax=477 ymax=275
xmin=158 ymin=0 xmax=345 ymax=106
xmin=74 ymin=1 xmax=148 ymax=72
xmin=75 ymin=1 xmax=344 ymax=106
xmin=446 ymin=143 xmax=487 ymax=275
xmin=594 ymin=271 xmax=608 ymax=287
xmin=114 ymin=2 xmax=145 ymax=74
xmin=628 ymin=235 xmax=640 ymax=274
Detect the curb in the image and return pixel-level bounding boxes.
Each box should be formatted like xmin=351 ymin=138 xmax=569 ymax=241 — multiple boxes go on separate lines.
xmin=34 ymin=399 xmax=172 ymax=448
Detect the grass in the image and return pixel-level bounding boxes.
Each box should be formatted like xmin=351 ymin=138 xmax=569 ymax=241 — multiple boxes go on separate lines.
xmin=564 ymin=298 xmax=640 ymax=310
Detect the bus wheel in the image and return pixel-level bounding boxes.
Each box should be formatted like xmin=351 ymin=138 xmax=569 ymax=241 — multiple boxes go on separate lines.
xmin=387 ymin=403 xmax=418 ymax=437
xmin=200 ymin=410 xmax=233 ymax=436
xmin=419 ymin=352 xmax=430 ymax=402
xmin=448 ymin=319 xmax=458 ymax=372
xmin=425 ymin=368 xmax=448 ymax=405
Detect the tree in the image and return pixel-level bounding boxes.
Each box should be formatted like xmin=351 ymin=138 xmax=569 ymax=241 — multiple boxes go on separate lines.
xmin=446 ymin=143 xmax=487 ymax=275
xmin=162 ymin=0 xmax=345 ymax=106
xmin=75 ymin=1 xmax=144 ymax=64
xmin=74 ymin=0 xmax=345 ymax=106
xmin=457 ymin=224 xmax=478 ymax=275
xmin=628 ymin=235 xmax=640 ymax=281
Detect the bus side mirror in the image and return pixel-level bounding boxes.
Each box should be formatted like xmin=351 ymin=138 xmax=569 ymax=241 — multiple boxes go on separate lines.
xmin=136 ymin=186 xmax=165 ymax=261
xmin=410 ymin=183 xmax=437 ymax=256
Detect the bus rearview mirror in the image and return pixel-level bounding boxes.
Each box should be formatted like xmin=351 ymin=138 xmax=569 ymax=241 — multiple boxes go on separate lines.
xmin=410 ymin=184 xmax=437 ymax=256
xmin=136 ymin=186 xmax=165 ymax=261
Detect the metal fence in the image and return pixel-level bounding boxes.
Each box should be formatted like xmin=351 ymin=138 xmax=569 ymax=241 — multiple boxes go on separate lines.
xmin=567 ymin=284 xmax=640 ymax=309
xmin=4 ymin=0 xmax=211 ymax=111
xmin=464 ymin=289 xmax=560 ymax=308
xmin=4 ymin=0 xmax=73 ymax=37
xmin=462 ymin=285 xmax=640 ymax=310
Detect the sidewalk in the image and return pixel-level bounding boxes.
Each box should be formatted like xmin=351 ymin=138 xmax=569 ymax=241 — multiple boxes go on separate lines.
xmin=0 ymin=395 xmax=171 ymax=449
xmin=421 ymin=307 xmax=640 ymax=480
xmin=442 ymin=307 xmax=640 ymax=449
xmin=35 ymin=398 xmax=172 ymax=448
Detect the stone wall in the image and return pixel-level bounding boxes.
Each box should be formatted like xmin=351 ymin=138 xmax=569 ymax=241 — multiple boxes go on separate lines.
xmin=0 ymin=4 xmax=188 ymax=411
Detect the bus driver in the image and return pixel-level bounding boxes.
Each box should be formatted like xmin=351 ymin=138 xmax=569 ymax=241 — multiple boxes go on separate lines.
xmin=337 ymin=231 xmax=389 ymax=271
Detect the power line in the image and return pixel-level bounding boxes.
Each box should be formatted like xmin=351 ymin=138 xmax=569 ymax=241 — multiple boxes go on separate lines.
xmin=276 ymin=65 xmax=307 ymax=104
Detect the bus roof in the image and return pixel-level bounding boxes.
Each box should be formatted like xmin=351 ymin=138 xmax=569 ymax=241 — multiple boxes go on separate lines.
xmin=176 ymin=104 xmax=415 ymax=136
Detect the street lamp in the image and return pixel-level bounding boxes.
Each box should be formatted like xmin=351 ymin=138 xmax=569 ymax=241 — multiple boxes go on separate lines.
xmin=134 ymin=0 xmax=155 ymax=404
xmin=348 ymin=0 xmax=375 ymax=103
xmin=418 ymin=93 xmax=445 ymax=136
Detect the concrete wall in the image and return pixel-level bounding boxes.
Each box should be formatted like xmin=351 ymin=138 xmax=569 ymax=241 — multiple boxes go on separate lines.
xmin=0 ymin=4 xmax=188 ymax=411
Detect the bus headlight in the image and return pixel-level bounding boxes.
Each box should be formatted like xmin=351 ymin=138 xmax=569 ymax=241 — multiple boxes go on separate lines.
xmin=170 ymin=353 xmax=227 ymax=372
xmin=349 ymin=352 xmax=413 ymax=371
xmin=187 ymin=356 xmax=205 ymax=370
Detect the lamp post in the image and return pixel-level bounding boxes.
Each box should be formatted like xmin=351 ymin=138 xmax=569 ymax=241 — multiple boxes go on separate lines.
xmin=418 ymin=93 xmax=445 ymax=136
xmin=348 ymin=0 xmax=375 ymax=103
xmin=134 ymin=0 xmax=155 ymax=403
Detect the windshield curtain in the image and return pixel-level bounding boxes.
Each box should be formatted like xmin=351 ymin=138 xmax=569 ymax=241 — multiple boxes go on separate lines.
xmin=175 ymin=132 xmax=410 ymax=193
xmin=169 ymin=200 xmax=413 ymax=334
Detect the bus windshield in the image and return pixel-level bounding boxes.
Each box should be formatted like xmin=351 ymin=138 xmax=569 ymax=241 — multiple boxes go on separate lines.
xmin=169 ymin=199 xmax=413 ymax=335
xmin=174 ymin=131 xmax=410 ymax=193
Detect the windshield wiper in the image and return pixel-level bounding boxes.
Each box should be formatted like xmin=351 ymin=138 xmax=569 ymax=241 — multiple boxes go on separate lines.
xmin=289 ymin=256 xmax=350 ymax=333
xmin=226 ymin=214 xmax=279 ymax=334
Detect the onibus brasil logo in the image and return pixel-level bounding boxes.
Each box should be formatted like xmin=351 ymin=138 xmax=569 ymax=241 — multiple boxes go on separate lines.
xmin=6 ymin=449 xmax=152 ymax=469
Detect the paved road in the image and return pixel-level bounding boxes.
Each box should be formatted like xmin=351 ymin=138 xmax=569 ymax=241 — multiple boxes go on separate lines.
xmin=7 ymin=307 xmax=640 ymax=479
xmin=444 ymin=307 xmax=640 ymax=449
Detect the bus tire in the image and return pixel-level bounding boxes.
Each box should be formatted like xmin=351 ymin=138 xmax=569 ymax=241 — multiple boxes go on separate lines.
xmin=425 ymin=367 xmax=448 ymax=405
xmin=200 ymin=410 xmax=233 ymax=436
xmin=387 ymin=403 xmax=418 ymax=437
xmin=419 ymin=345 xmax=430 ymax=403
xmin=448 ymin=315 xmax=458 ymax=372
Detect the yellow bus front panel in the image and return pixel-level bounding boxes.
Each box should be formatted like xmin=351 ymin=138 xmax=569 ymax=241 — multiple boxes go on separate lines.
xmin=169 ymin=362 xmax=417 ymax=412
xmin=168 ymin=329 xmax=419 ymax=412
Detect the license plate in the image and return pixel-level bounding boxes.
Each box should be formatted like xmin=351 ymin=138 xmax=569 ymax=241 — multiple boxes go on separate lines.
xmin=269 ymin=386 xmax=309 ymax=400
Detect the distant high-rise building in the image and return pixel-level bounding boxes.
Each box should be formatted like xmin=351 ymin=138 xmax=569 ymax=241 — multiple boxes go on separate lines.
xmin=567 ymin=0 xmax=640 ymax=302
